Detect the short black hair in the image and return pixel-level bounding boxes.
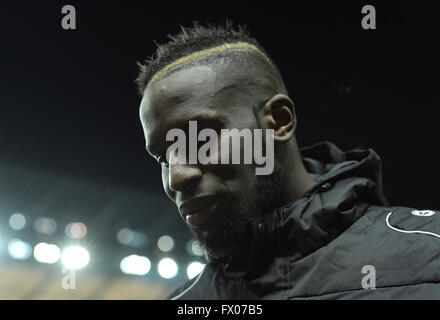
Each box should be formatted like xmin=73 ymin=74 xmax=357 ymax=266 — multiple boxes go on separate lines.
xmin=135 ymin=20 xmax=284 ymax=95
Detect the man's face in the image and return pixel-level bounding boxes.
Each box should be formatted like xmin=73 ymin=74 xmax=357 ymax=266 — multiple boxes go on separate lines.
xmin=139 ymin=64 xmax=280 ymax=250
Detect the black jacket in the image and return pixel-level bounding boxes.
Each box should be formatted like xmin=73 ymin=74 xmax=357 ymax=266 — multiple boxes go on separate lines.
xmin=168 ymin=141 xmax=440 ymax=299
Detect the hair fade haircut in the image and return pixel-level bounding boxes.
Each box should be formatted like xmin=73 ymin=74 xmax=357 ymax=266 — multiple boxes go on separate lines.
xmin=135 ymin=20 xmax=283 ymax=95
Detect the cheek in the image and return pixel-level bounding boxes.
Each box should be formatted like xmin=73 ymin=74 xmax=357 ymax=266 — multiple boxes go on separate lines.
xmin=222 ymin=165 xmax=258 ymax=198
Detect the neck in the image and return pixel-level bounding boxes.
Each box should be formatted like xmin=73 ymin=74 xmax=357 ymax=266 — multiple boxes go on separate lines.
xmin=279 ymin=145 xmax=316 ymax=207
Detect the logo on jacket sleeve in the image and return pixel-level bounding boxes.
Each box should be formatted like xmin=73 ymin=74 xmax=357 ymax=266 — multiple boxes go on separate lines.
xmin=411 ymin=210 xmax=436 ymax=217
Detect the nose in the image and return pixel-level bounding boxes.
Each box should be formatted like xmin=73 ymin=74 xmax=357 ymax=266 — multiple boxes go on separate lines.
xmin=168 ymin=163 xmax=202 ymax=192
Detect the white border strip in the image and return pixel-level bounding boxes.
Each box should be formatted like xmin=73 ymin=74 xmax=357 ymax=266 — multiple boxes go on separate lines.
xmin=170 ymin=267 xmax=205 ymax=300
xmin=385 ymin=211 xmax=440 ymax=239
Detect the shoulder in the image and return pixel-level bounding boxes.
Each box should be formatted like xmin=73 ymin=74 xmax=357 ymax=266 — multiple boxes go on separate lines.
xmin=298 ymin=205 xmax=440 ymax=294
xmin=320 ymin=204 xmax=440 ymax=277
xmin=365 ymin=205 xmax=440 ymax=240
xmin=357 ymin=205 xmax=440 ymax=279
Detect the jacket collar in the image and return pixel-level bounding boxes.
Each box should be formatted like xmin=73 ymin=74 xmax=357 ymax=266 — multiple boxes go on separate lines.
xmin=206 ymin=141 xmax=388 ymax=275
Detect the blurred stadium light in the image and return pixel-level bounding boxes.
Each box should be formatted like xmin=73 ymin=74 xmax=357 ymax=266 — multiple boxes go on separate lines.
xmin=33 ymin=243 xmax=61 ymax=264
xmin=9 ymin=213 xmax=26 ymax=230
xmin=61 ymin=246 xmax=90 ymax=269
xmin=157 ymin=235 xmax=174 ymax=252
xmin=187 ymin=261 xmax=205 ymax=280
xmin=0 ymin=162 xmax=202 ymax=299
xmin=8 ymin=239 xmax=32 ymax=260
xmin=120 ymin=255 xmax=151 ymax=276
xmin=158 ymin=258 xmax=178 ymax=279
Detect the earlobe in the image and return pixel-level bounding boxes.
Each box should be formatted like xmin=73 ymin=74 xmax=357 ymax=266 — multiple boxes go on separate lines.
xmin=260 ymin=94 xmax=296 ymax=142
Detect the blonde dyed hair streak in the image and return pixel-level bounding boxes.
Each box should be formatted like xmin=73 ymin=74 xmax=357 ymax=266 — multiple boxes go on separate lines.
xmin=149 ymin=42 xmax=274 ymax=85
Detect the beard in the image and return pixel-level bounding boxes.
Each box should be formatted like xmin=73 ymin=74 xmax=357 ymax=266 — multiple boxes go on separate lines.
xmin=190 ymin=161 xmax=283 ymax=259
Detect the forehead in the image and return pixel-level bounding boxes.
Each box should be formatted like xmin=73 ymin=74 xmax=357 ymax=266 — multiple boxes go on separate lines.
xmin=140 ymin=64 xmax=222 ymax=124
xmin=143 ymin=64 xmax=218 ymax=112
xmin=139 ymin=64 xmax=233 ymax=153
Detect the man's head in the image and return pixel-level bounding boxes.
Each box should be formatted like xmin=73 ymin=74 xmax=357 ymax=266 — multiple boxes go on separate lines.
xmin=137 ymin=21 xmax=312 ymax=255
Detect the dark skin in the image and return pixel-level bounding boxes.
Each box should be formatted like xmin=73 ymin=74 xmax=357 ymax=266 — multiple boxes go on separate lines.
xmin=139 ymin=55 xmax=315 ymax=253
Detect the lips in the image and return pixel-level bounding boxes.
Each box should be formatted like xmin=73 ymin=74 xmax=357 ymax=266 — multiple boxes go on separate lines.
xmin=178 ymin=195 xmax=218 ymax=227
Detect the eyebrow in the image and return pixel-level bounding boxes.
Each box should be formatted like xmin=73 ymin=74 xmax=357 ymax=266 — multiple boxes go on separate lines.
xmin=146 ymin=112 xmax=225 ymax=158
xmin=174 ymin=112 xmax=225 ymax=128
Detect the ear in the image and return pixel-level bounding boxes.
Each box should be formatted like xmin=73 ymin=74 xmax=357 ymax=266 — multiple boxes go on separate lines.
xmin=259 ymin=93 xmax=296 ymax=142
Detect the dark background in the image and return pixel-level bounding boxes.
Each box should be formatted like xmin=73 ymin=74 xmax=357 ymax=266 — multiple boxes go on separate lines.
xmin=0 ymin=1 xmax=439 ymax=286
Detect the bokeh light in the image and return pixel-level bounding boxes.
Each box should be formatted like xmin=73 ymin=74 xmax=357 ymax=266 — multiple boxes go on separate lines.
xmin=34 ymin=217 xmax=57 ymax=235
xmin=157 ymin=235 xmax=174 ymax=252
xmin=191 ymin=241 xmax=204 ymax=256
xmin=186 ymin=261 xmax=205 ymax=279
xmin=65 ymin=222 xmax=87 ymax=239
xmin=61 ymin=246 xmax=90 ymax=269
xmin=117 ymin=228 xmax=134 ymax=245
xmin=9 ymin=213 xmax=26 ymax=230
xmin=33 ymin=242 xmax=61 ymax=264
xmin=8 ymin=239 xmax=32 ymax=260
xmin=120 ymin=255 xmax=151 ymax=276
xmin=158 ymin=257 xmax=178 ymax=279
